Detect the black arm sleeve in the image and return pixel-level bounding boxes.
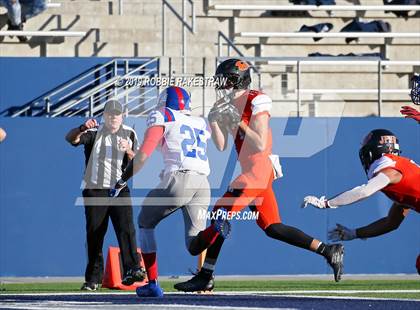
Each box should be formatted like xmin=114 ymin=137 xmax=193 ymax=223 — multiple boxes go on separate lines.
xmin=72 ymin=131 xmax=95 ymax=147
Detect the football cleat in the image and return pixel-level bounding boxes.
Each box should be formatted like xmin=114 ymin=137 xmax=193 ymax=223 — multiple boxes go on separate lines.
xmin=174 ymin=270 xmax=214 ymax=292
xmin=121 ymin=267 xmax=146 ymax=286
xmin=136 ymin=281 xmax=164 ymax=298
xmin=80 ymin=282 xmax=99 ymax=291
xmin=324 ymin=244 xmax=344 ymax=282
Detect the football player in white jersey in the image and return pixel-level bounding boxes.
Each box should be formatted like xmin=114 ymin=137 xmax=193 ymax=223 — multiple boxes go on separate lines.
xmin=110 ymin=86 xmax=218 ymax=297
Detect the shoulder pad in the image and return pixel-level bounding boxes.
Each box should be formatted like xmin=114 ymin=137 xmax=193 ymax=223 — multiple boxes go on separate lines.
xmin=368 ymin=155 xmax=396 ymax=179
xmin=147 ymin=108 xmax=176 ymax=128
xmin=147 ymin=110 xmax=164 ymax=127
xmin=251 ymin=93 xmax=272 ymax=115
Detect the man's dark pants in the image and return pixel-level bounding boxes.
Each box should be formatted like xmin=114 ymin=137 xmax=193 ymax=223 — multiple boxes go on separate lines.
xmin=82 ymin=188 xmax=139 ymax=284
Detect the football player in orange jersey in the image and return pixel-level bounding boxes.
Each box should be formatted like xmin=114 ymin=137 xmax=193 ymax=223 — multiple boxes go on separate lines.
xmin=302 ymin=129 xmax=420 ymax=274
xmin=399 ymin=74 xmax=420 ymax=273
xmin=174 ymin=59 xmax=345 ymax=292
xmin=400 ymin=75 xmax=420 ymax=123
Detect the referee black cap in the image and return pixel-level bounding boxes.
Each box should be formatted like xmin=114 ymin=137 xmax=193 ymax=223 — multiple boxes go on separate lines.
xmin=104 ymin=100 xmax=123 ymax=114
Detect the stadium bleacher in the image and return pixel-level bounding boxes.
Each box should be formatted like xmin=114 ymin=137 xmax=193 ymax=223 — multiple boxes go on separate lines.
xmin=0 ymin=0 xmax=419 ymax=116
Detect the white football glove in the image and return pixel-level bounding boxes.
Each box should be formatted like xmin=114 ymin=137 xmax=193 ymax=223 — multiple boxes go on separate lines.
xmin=328 ymin=223 xmax=357 ymax=242
xmin=301 ymin=195 xmax=331 ymax=209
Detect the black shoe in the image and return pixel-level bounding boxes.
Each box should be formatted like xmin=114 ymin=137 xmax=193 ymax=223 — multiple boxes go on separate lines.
xmin=325 ymin=244 xmax=344 ymax=282
xmin=81 ymin=282 xmax=99 ymax=291
xmin=378 ymin=21 xmax=391 ymax=33
xmin=7 ymin=20 xmax=28 ymax=42
xmin=174 ymin=270 xmax=214 ymax=292
xmin=121 ymin=267 xmax=146 ymax=286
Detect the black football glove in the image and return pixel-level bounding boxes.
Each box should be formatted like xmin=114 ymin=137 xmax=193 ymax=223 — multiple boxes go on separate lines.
xmin=208 ymin=105 xmax=223 ymax=123
xmin=224 ymin=104 xmax=241 ymax=129
xmin=208 ymin=104 xmax=241 ymax=129
xmin=109 ymin=179 xmax=127 ymax=198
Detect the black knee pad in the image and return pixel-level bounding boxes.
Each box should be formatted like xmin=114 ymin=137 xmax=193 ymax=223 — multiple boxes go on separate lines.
xmin=187 ymin=237 xmax=203 ymax=256
xmin=187 ymin=243 xmax=200 ymax=256
xmin=265 ymin=223 xmax=284 ymax=238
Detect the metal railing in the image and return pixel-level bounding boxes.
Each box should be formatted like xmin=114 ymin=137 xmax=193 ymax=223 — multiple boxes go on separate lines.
xmin=5 ymin=57 xmax=418 ymax=118
xmin=162 ymin=0 xmax=196 ymax=74
xmin=247 ymin=57 xmax=420 ymax=116
xmin=238 ymin=32 xmax=420 ymax=39
xmin=0 ymin=30 xmax=86 ymax=37
xmin=46 ymin=3 xmax=61 ymax=8
xmin=8 ymin=58 xmax=159 ymax=117
xmin=210 ymin=4 xmax=420 ymax=12
xmin=119 ymin=0 xmax=124 ymax=15
xmin=50 ymin=58 xmax=160 ymax=117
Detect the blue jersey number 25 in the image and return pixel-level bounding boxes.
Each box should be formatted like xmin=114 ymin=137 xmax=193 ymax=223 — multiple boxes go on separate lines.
xmin=180 ymin=125 xmax=207 ymax=161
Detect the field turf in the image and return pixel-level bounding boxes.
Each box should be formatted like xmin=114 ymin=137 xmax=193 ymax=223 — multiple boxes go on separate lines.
xmin=1 ymin=280 xmax=419 ymax=300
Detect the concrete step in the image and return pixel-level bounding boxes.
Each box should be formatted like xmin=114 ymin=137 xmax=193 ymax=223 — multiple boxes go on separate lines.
xmin=205 ymin=8 xmax=419 ymax=19
xmin=69 ymin=28 xmax=216 ymax=45
xmin=258 ymin=43 xmax=420 ymax=60
xmin=0 ymin=42 xmax=43 ymax=56
xmin=210 ymin=0 xmax=387 ymax=4
xmin=206 ymin=0 xmax=419 ymax=18
xmin=0 ymin=39 xmax=219 ymax=58
xmin=234 ymin=37 xmax=420 ymax=47
xmin=258 ymin=43 xmax=383 ymax=57
xmin=23 ymin=14 xmax=159 ymax=31
xmin=20 ymin=14 xmax=221 ymax=44
xmin=21 ymin=13 xmax=228 ymax=33
xmin=257 ymin=64 xmax=418 ymax=74
xmin=48 ymin=0 xmax=205 ymax=16
xmin=48 ymin=0 xmax=159 ymax=16
xmin=235 ymin=16 xmax=420 ymax=33
xmin=259 ymin=73 xmax=411 ymax=91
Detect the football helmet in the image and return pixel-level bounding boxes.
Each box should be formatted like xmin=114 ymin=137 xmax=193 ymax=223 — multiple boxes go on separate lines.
xmin=359 ymin=129 xmax=401 ymax=172
xmin=215 ymin=58 xmax=251 ymax=90
xmin=157 ymin=86 xmax=191 ymax=112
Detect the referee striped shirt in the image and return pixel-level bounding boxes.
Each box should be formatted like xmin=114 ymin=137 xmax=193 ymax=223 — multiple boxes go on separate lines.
xmin=73 ymin=124 xmax=139 ymax=189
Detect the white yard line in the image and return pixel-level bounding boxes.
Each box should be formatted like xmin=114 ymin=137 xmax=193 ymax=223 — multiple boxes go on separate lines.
xmin=1 ymin=292 xmax=419 ymax=310
xmin=1 ymin=274 xmax=418 ymax=283
xmin=0 ymin=304 xmax=298 ymax=310
xmin=219 ymin=290 xmax=420 ymax=294
xmin=272 ymin=294 xmax=420 ymax=302
xmin=1 ymin=290 xmax=419 ymax=296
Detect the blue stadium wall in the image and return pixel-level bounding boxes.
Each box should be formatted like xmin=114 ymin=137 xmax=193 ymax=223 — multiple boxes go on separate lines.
xmin=0 ymin=58 xmax=419 ymax=276
xmin=0 ymin=117 xmax=419 ymax=277
xmin=0 ymin=57 xmax=118 ymax=112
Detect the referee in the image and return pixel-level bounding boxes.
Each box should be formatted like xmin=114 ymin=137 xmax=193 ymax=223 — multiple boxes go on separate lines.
xmin=66 ymin=100 xmax=145 ymax=291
